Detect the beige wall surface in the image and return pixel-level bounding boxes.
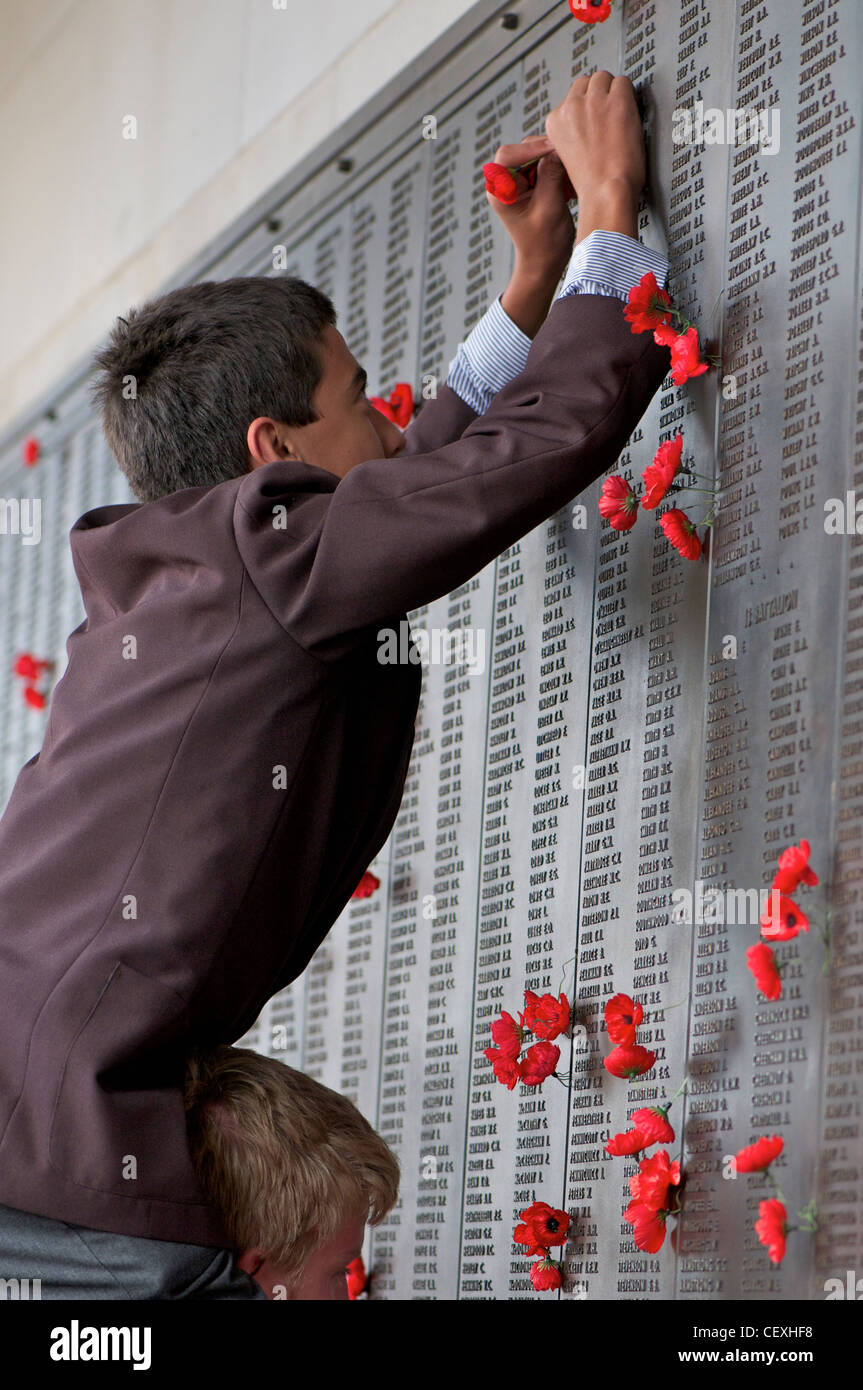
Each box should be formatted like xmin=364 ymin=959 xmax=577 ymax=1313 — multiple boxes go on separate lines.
xmin=0 ymin=0 xmax=476 ymax=438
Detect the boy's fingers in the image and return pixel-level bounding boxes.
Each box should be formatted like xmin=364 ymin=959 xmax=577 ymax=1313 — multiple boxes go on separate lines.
xmin=493 ymin=134 xmax=553 ymax=166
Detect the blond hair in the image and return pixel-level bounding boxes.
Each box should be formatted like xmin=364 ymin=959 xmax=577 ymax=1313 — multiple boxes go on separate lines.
xmin=184 ymin=1044 xmax=399 ymax=1288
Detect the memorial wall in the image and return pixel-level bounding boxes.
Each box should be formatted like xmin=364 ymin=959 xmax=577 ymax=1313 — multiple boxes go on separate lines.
xmin=1 ymin=0 xmax=861 ymax=1300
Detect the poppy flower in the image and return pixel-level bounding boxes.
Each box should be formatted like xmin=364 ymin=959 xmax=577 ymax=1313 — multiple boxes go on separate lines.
xmin=483 ymin=162 xmax=520 ymax=205
xmin=604 ymin=993 xmax=643 ymax=1046
xmin=368 ymin=396 xmax=397 ymax=423
xmin=351 ymin=870 xmax=381 ymax=899
xmin=13 ymin=652 xmax=50 ymax=681
xmin=22 ymin=435 xmax=40 ymax=467
xmin=772 ymin=839 xmax=818 ymax=894
xmin=388 ymin=382 xmax=414 ymax=428
xmin=604 ymin=1043 xmax=656 ymax=1079
xmin=628 ymin=1148 xmax=682 ymax=1211
xmin=659 ymin=507 xmax=701 ymax=561
xmin=606 ymin=1106 xmax=675 ymax=1156
xmin=666 ymin=326 xmax=710 ymax=386
xmin=746 ymin=942 xmax=782 ymax=1000
xmin=624 ymin=1201 xmax=669 ymax=1253
xmin=519 ymin=1040 xmax=561 ymax=1087
xmin=760 ymin=893 xmax=809 ymax=942
xmin=624 ymin=271 xmax=673 ymax=334
xmin=23 ymin=685 xmax=46 ymax=710
xmin=624 ymin=1151 xmax=682 ymax=1252
xmin=754 ymin=1199 xmax=787 ymax=1265
xmin=599 ymin=475 xmax=639 ymax=531
xmin=641 ymin=434 xmax=683 ymax=508
xmin=569 ymin=0 xmax=613 ymax=22
xmin=530 ymin=1254 xmax=563 ymax=1290
xmin=514 ymin=1201 xmax=570 ymax=1255
xmin=733 ymin=1135 xmax=784 ymax=1174
xmin=490 ymin=1010 xmax=524 ymax=1058
xmin=484 ymin=1046 xmax=523 ymax=1090
xmin=520 ymin=990 xmax=570 ymax=1041
xmin=346 ymin=1255 xmax=367 ymax=1298
xmin=652 ymin=322 xmax=679 ymax=349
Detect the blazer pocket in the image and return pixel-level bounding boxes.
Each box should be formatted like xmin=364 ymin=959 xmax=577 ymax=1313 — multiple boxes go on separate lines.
xmin=49 ymin=960 xmax=205 ymax=1204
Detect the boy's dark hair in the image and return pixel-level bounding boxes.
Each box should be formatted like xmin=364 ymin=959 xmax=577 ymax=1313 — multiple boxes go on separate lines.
xmin=90 ymin=276 xmax=337 ymax=503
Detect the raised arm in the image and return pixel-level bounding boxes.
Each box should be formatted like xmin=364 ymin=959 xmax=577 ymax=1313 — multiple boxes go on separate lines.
xmin=234 ymin=288 xmax=670 ymax=661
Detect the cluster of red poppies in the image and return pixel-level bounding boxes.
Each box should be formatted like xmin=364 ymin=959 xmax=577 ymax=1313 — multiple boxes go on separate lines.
xmin=731 ymin=1136 xmax=791 ymax=1265
xmin=484 ymin=989 xmax=570 ymax=1090
xmin=12 ymin=651 xmax=52 ymax=710
xmin=746 ymin=839 xmax=819 ymax=1001
xmin=368 ymin=382 xmax=414 ymax=427
xmin=513 ymin=1200 xmax=571 ymax=1291
xmin=599 ymin=272 xmax=713 ymax=561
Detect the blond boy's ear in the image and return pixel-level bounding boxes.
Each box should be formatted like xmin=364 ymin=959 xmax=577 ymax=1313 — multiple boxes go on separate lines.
xmin=236 ymin=1249 xmax=264 ymax=1278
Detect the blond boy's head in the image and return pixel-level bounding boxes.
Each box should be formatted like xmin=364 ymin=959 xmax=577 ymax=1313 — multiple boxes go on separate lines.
xmin=184 ymin=1044 xmax=399 ymax=1298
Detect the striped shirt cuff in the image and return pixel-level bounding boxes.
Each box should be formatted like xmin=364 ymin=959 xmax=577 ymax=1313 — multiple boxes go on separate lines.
xmin=446 ymin=292 xmax=533 ymax=415
xmin=556 ymin=229 xmax=670 ymax=303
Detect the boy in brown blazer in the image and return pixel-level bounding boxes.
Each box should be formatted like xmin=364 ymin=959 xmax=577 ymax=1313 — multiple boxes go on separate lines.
xmin=0 ymin=72 xmax=671 ymax=1296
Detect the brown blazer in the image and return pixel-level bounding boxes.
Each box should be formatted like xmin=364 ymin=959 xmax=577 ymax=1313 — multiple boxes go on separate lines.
xmin=0 ymin=292 xmax=670 ymax=1245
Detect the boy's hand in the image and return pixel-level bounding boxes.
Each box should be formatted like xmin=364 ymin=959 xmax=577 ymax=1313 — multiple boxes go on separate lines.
xmin=545 ymin=70 xmax=644 ymax=243
xmin=487 ymin=134 xmax=577 ymax=287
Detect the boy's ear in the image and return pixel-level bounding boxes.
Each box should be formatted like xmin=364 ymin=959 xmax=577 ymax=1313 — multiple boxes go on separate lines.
xmin=236 ymin=1249 xmax=265 ymax=1277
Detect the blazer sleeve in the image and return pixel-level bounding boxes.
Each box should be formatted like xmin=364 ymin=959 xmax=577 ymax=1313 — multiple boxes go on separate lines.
xmin=233 ymin=292 xmax=671 ymax=662
xmin=400 ymin=383 xmax=478 ymax=456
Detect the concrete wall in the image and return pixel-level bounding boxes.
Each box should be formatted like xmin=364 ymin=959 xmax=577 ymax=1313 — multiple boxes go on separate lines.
xmin=0 ymin=0 xmax=476 ymax=438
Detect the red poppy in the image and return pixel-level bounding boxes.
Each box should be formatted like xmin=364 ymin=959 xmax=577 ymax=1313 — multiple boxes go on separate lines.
xmin=519 ymin=1040 xmax=560 ymax=1087
xmin=13 ymin=653 xmax=45 ymax=680
xmin=569 ymin=0 xmax=613 ymax=22
xmin=23 ymin=686 xmax=46 ymax=710
xmin=653 ymin=322 xmax=679 ymax=349
xmin=624 ymin=1201 xmax=668 ymax=1253
xmin=604 ymin=1043 xmax=656 ymax=1079
xmin=484 ymin=1046 xmax=523 ymax=1090
xmin=351 ymin=870 xmax=380 ymax=899
xmin=388 ymin=383 xmax=414 ymax=428
xmin=628 ymin=1148 xmax=682 ymax=1211
xmin=667 ymin=326 xmax=710 ymax=386
xmin=624 ymin=1150 xmax=682 ymax=1252
xmin=599 ymin=475 xmax=639 ymax=531
xmin=733 ymin=1135 xmax=784 ymax=1174
xmin=368 ymin=396 xmax=397 ymax=422
xmin=520 ymin=990 xmax=570 ymax=1041
xmin=514 ymin=1201 xmax=570 ymax=1255
xmin=746 ymin=942 xmax=782 ymax=1000
xmin=346 ymin=1255 xmax=367 ymax=1298
xmin=22 ymin=435 xmax=40 ymax=467
xmin=604 ymin=993 xmax=644 ymax=1046
xmin=641 ymin=434 xmax=683 ymax=509
xmin=606 ymin=1106 xmax=674 ymax=1156
xmin=760 ymin=892 xmax=809 ymax=942
xmin=772 ymin=839 xmax=818 ymax=894
xmin=659 ymin=507 xmax=701 ymax=561
xmin=483 ymin=162 xmax=520 ymax=205
xmin=754 ymin=1199 xmax=787 ymax=1265
xmin=530 ymin=1254 xmax=563 ymax=1290
xmin=624 ymin=272 xmax=673 ymax=334
xmin=490 ymin=1011 xmax=523 ymax=1058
